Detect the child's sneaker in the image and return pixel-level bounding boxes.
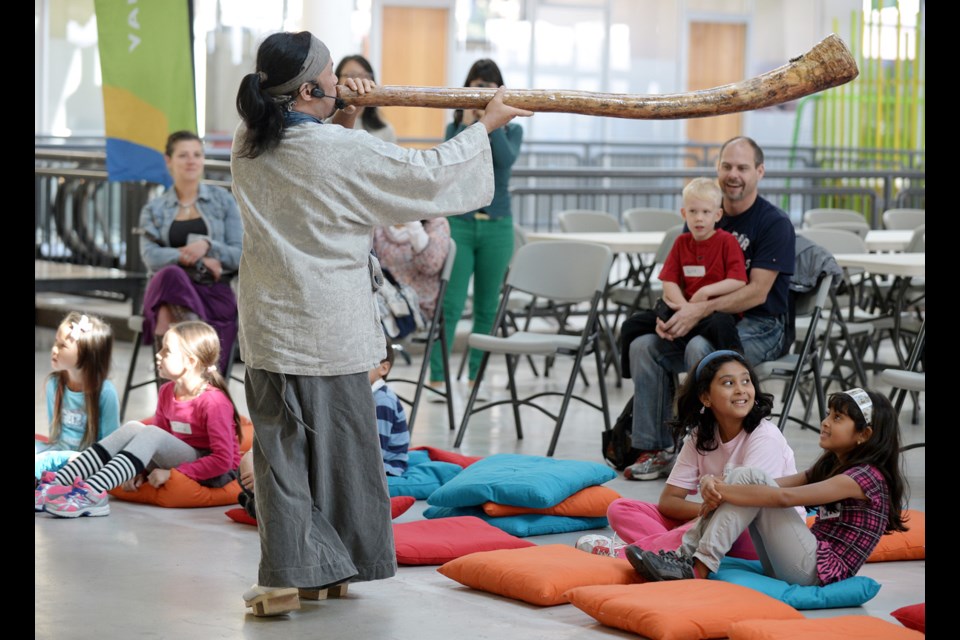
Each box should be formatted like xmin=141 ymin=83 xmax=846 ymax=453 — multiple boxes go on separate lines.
xmin=575 ymin=533 xmax=626 ymax=557
xmin=624 ymin=450 xmax=675 ymax=481
xmin=43 ymin=482 xmax=110 ymax=518
xmin=35 ymin=472 xmax=71 ymax=512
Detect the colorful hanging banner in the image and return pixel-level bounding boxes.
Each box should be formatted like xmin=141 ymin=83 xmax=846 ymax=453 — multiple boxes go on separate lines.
xmin=94 ymin=0 xmax=196 ymax=186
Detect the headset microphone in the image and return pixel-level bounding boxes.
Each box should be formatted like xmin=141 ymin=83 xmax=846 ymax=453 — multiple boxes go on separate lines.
xmin=310 ymin=86 xmax=346 ymax=110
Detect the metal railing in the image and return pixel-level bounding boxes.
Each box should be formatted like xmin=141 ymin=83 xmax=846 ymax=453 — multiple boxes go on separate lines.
xmin=393 ymin=139 xmax=925 ymax=172
xmin=509 ymin=166 xmax=924 ymax=229
xmin=36 ymin=143 xmax=925 ymax=276
xmin=35 ymin=166 xmax=155 ymax=274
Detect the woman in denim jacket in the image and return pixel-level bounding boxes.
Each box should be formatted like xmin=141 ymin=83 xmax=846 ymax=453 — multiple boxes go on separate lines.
xmin=138 ymin=130 xmax=243 ymax=374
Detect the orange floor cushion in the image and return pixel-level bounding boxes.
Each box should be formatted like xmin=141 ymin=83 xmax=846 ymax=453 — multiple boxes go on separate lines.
xmin=727 ymin=615 xmax=925 ymax=639
xmin=806 ymin=509 xmax=924 ymax=562
xmin=109 ymin=415 xmax=254 ymax=509
xmin=437 ymin=543 xmax=640 ymax=606
xmin=109 ymin=468 xmax=241 ymax=508
xmin=869 ymin=510 xmax=925 ymax=562
xmin=564 ymin=580 xmax=804 ymax=640
xmin=482 ymin=485 xmax=621 ymax=518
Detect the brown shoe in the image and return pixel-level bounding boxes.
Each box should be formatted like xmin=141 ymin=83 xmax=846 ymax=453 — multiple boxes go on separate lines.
xmin=243 ymin=585 xmax=300 ymax=617
xmin=298 ymin=583 xmax=349 ymax=600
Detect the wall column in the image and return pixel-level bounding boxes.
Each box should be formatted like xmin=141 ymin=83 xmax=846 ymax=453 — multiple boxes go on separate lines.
xmin=301 ymin=0 xmax=356 ymax=63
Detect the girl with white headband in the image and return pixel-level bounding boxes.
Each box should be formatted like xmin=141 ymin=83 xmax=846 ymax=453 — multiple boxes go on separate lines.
xmin=627 ymin=384 xmax=910 ymax=586
xmin=35 ymin=312 xmax=119 ymax=484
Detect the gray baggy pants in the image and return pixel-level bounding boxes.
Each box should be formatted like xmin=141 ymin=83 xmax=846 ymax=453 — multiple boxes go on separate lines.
xmin=245 ymin=368 xmax=397 ymax=588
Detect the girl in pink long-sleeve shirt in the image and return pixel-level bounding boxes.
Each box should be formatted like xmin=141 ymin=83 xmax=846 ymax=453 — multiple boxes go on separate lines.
xmin=38 ymin=321 xmax=242 ymax=518
xmin=373 ymin=218 xmax=451 ymax=321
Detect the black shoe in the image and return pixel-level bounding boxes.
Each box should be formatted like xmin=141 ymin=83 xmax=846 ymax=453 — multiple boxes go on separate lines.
xmin=638 ymin=549 xmax=696 ymax=581
xmin=624 ymin=545 xmax=658 ymax=582
xmin=238 ymin=489 xmax=257 ymax=519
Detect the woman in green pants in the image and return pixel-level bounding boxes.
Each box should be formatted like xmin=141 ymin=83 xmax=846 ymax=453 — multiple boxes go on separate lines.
xmin=430 ymin=59 xmax=523 ymax=391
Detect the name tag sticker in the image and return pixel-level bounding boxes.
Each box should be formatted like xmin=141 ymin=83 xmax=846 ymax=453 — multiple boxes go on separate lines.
xmin=818 ymin=505 xmax=841 ymax=520
xmin=683 ymin=265 xmax=706 ymax=278
xmin=171 ymin=421 xmax=193 ymax=435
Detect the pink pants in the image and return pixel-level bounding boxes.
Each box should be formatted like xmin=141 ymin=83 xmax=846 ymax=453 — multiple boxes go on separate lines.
xmin=606 ymin=498 xmax=758 ymax=560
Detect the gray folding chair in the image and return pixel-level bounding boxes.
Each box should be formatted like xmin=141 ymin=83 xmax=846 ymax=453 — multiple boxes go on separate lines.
xmin=120 ymin=315 xmax=161 ymax=421
xmin=872 ymin=224 xmax=924 ymax=365
xmin=604 ymin=224 xmax=684 ymax=381
xmin=803 ymin=209 xmax=871 ymax=239
xmin=455 ymin=226 xmax=558 ymax=382
xmin=121 ymin=314 xmax=243 ymax=420
xmin=557 ymin=209 xmax=621 ymax=232
xmin=607 ymin=224 xmax=684 ymax=318
xmin=622 ymin=207 xmax=682 ymax=232
xmin=803 ymin=208 xmax=867 ymax=227
xmin=618 ymin=208 xmax=683 ymax=318
xmin=808 ymin=220 xmax=870 ymax=239
xmin=795 ymin=228 xmax=876 ymax=390
xmin=557 ymin=209 xmax=627 ymax=289
xmin=797 ymin=226 xmax=877 ymax=312
xmin=878 ymin=317 xmax=925 ymax=433
xmin=555 ymin=209 xmax=631 ymax=385
xmin=754 ymin=275 xmax=833 ymax=432
xmin=882 ymin=208 xmax=925 ymax=230
xmin=905 ymin=223 xmax=925 ymax=252
xmin=454 ymin=240 xmax=614 ymax=456
xmin=388 ymin=240 xmax=457 ymax=434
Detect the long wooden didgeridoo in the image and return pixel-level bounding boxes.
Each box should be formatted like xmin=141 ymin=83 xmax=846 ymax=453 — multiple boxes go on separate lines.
xmin=338 ymin=34 xmax=858 ymax=120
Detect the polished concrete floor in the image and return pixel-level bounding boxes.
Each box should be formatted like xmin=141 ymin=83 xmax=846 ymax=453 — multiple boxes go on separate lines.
xmin=35 ymin=301 xmax=925 ymax=640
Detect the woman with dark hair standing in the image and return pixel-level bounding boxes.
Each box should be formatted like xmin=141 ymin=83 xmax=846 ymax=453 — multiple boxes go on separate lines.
xmin=429 ymin=59 xmax=524 ymax=393
xmin=138 ymin=131 xmax=243 ymax=374
xmin=335 ymin=54 xmax=397 ymax=143
xmin=231 ymin=32 xmax=530 ymax=617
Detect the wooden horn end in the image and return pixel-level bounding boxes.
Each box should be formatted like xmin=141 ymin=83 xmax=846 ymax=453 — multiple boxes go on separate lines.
xmin=804 ymin=33 xmax=860 ymax=88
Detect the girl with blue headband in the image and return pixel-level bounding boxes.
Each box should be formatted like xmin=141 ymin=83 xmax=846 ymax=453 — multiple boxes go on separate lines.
xmin=626 ymin=385 xmax=909 ymax=585
xmin=582 ymin=350 xmax=798 ymax=560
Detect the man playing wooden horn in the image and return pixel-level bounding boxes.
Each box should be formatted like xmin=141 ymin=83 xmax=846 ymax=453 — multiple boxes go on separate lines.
xmin=230 ymin=30 xmax=531 ymax=617
xmin=622 ymin=137 xmax=796 ymax=481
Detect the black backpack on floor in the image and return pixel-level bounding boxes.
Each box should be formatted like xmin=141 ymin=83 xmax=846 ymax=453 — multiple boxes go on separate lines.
xmin=602 ymin=397 xmax=643 ymax=471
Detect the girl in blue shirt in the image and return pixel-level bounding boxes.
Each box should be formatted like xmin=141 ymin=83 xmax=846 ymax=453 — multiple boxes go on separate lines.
xmin=36 ymin=312 xmax=119 ymax=484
